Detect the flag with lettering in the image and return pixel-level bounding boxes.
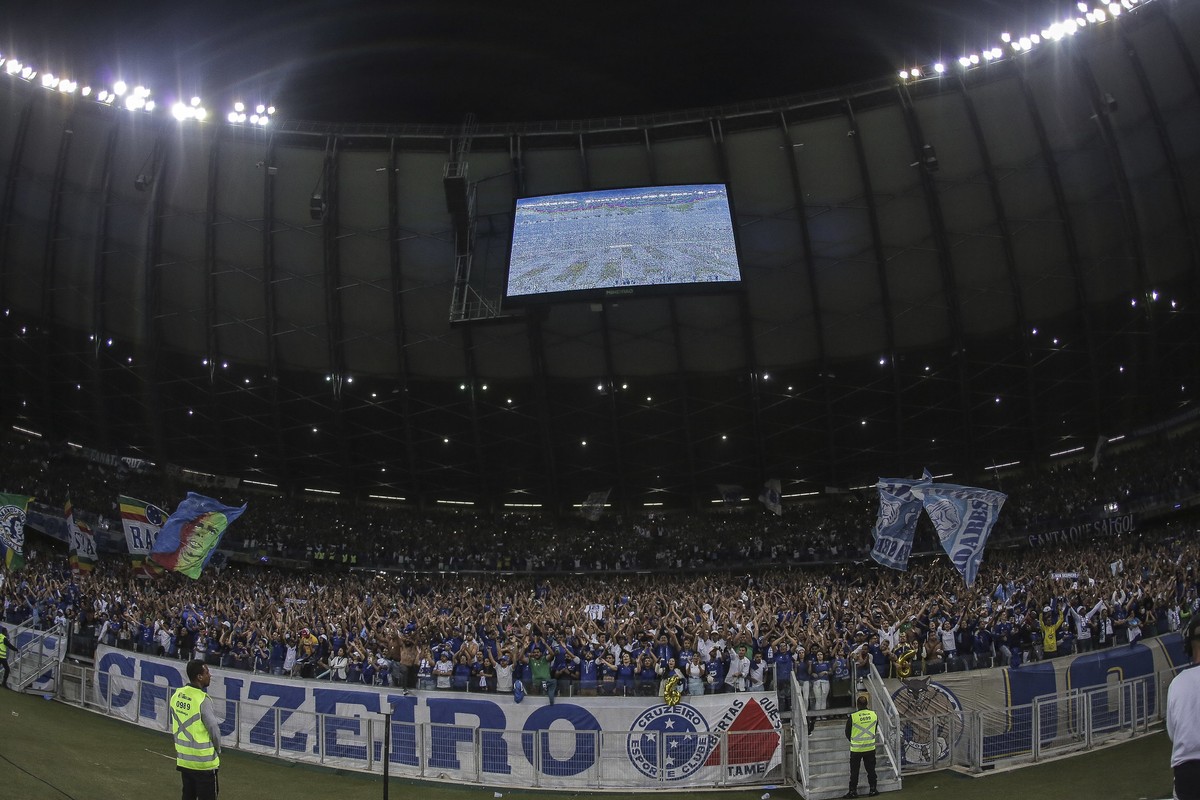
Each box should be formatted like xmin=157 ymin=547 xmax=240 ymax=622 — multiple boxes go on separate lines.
xmin=758 ymin=479 xmax=782 ymax=516
xmin=150 ymin=493 xmax=247 ymax=579
xmin=581 ymin=489 xmax=611 ymax=522
xmin=120 ymin=495 xmax=169 ymax=577
xmin=910 ymin=483 xmax=1007 ymax=587
xmin=869 ymin=471 xmax=931 ymax=571
xmin=0 ymin=492 xmax=33 ymax=571
xmin=66 ymin=496 xmax=97 ymax=574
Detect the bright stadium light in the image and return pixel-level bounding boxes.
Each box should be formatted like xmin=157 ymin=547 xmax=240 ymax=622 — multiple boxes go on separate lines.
xmin=266 ymin=106 xmax=275 ymax=114
xmin=113 ymin=80 xmax=127 ymax=95
xmin=133 ymin=84 xmax=148 ymax=97
xmin=233 ymin=101 xmax=245 ymax=112
xmin=255 ymin=103 xmax=265 ymax=113
xmin=249 ymin=114 xmax=260 ymax=124
xmin=172 ymin=101 xmax=191 ymax=120
xmin=190 ymin=96 xmax=201 ymax=106
xmin=226 ymin=111 xmax=238 ymax=123
xmin=144 ymin=100 xmax=155 ymax=111
xmin=933 ymin=62 xmax=945 ymax=73
xmin=194 ymin=107 xmax=207 ymax=120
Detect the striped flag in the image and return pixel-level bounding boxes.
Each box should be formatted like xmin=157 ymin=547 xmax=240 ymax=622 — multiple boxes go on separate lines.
xmin=66 ymin=496 xmax=97 ymax=574
xmin=0 ymin=492 xmax=33 ymax=572
xmin=119 ymin=495 xmax=168 ymax=577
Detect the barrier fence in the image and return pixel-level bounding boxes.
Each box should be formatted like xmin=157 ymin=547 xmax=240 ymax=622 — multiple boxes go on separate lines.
xmin=57 ymin=662 xmax=784 ymax=790
xmin=52 ymin=654 xmax=1184 ymax=792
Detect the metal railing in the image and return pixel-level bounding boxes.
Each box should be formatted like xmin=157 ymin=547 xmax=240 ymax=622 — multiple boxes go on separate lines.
xmin=865 ymin=661 xmax=903 ymax=778
xmin=7 ymin=621 xmax=66 ymax=692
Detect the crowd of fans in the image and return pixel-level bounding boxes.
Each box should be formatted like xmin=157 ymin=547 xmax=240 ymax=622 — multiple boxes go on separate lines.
xmin=3 ymin=422 xmax=1200 ymax=576
xmin=1 ymin=422 xmax=1199 ymax=707
xmin=1 ymin=518 xmax=1197 ymax=705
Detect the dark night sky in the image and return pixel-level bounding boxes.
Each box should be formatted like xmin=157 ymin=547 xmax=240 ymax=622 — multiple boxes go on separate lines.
xmin=2 ymin=1 xmax=1076 ymax=124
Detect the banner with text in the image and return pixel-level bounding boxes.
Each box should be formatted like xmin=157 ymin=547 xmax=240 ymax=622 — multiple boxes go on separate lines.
xmin=92 ymin=646 xmax=782 ymax=789
xmin=1027 ymin=512 xmax=1136 ymax=549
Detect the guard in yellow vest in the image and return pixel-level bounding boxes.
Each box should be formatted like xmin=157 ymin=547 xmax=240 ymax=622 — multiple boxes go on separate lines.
xmin=0 ymin=625 xmax=17 ymax=689
xmin=170 ymin=659 xmax=222 ymax=799
xmin=843 ymin=693 xmax=879 ymax=798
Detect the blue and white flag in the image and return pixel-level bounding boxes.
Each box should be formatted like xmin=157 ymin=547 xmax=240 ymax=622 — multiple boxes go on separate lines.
xmin=581 ymin=489 xmax=611 ymax=523
xmin=758 ymin=479 xmax=782 ymax=516
xmin=910 ymin=483 xmax=1007 ymax=588
xmin=869 ymin=470 xmax=931 ymax=571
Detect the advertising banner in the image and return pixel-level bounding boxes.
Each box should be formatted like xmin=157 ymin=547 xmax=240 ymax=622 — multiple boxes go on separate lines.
xmin=92 ymin=646 xmax=782 ymax=789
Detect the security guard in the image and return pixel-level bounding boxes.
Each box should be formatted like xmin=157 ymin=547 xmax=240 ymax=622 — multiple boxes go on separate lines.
xmin=170 ymin=659 xmax=222 ymax=799
xmin=1168 ymin=613 xmax=1200 ymax=800
xmin=0 ymin=624 xmax=16 ymax=689
xmin=843 ymin=693 xmax=879 ymax=798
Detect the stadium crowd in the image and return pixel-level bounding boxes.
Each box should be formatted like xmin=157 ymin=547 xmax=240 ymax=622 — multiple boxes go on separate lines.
xmin=1 ymin=423 xmax=1199 ymax=706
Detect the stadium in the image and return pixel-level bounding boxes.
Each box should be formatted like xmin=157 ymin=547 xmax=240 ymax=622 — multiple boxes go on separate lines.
xmin=1 ymin=1 xmax=1199 ymax=798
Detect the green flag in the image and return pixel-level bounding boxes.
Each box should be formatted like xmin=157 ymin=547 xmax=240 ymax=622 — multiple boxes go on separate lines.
xmin=0 ymin=492 xmax=33 ymax=572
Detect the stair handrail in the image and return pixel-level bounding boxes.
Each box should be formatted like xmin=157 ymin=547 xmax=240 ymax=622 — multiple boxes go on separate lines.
xmin=7 ymin=621 xmax=67 ymax=691
xmin=791 ymin=671 xmax=811 ymax=794
xmin=867 ymin=661 xmax=902 ymax=781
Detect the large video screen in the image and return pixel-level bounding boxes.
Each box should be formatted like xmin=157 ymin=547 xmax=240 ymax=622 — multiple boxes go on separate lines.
xmin=505 ymin=184 xmax=741 ymax=302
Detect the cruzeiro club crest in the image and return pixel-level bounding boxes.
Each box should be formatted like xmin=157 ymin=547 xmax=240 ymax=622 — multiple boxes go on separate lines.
xmin=627 ymin=703 xmax=712 ymax=780
xmin=890 ymin=676 xmax=964 ymax=767
xmin=0 ymin=503 xmax=27 ymax=550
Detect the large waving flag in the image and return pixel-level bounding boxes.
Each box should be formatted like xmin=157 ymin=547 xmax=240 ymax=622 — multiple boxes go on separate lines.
xmin=759 ymin=479 xmax=782 ymax=516
xmin=868 ymin=472 xmax=931 ymax=573
xmin=120 ymin=495 xmax=168 ymax=577
xmin=870 ymin=470 xmax=930 ymax=571
xmin=66 ymin=496 xmax=97 ymax=574
xmin=0 ymin=493 xmax=33 ymax=571
xmin=150 ymin=493 xmax=247 ymax=579
xmin=581 ymin=488 xmax=611 ymax=522
xmin=910 ymin=483 xmax=1007 ymax=587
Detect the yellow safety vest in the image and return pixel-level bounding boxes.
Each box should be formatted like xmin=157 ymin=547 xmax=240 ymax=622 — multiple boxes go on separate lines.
xmin=170 ymin=685 xmax=220 ymax=771
xmin=0 ymin=631 xmax=8 ymax=659
xmin=849 ymin=709 xmax=879 ymax=753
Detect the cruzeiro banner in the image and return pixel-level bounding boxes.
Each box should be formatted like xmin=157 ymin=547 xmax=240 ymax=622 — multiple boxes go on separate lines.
xmin=92 ymin=646 xmax=783 ymax=789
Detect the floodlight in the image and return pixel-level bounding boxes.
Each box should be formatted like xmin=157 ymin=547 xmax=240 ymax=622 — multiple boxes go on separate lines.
xmin=1077 ymin=1 xmax=1088 ymax=10
xmin=125 ymin=95 xmax=145 ymax=110
xmin=1094 ymin=8 xmax=1106 ymax=19
xmin=237 ymin=112 xmax=247 ymax=122
xmin=190 ymin=96 xmax=201 ymax=106
xmin=144 ymin=100 xmax=155 ymax=111
xmin=172 ymin=102 xmax=190 ymax=120
xmin=983 ymin=50 xmax=995 ymax=60
xmin=40 ymin=73 xmax=55 ymax=88
xmin=991 ymin=48 xmax=1002 ymax=57
xmin=1001 ymin=32 xmax=1012 ymax=42
xmin=234 ymin=101 xmax=245 ymax=112
xmin=5 ymin=61 xmax=18 ymax=74
xmin=934 ymin=62 xmax=945 ymax=73
xmin=194 ymin=107 xmax=207 ymax=120
xmin=104 ymin=93 xmax=114 ymax=104
xmin=959 ymin=56 xmax=971 ymax=67
xmin=1019 ymin=37 xmax=1032 ymax=49
xmin=1108 ymin=3 xmax=1121 ymax=14
xmin=970 ymin=54 xmax=980 ymax=64
xmin=911 ymin=67 xmax=922 ymax=76
xmin=250 ymin=114 xmax=260 ymax=124
xmin=134 ymin=85 xmax=148 ymax=97
xmin=255 ymin=103 xmax=265 ymax=113
xmin=227 ymin=111 xmax=238 ymax=123
xmin=21 ymin=66 xmax=34 ymax=79
xmin=266 ymin=106 xmax=275 ymax=114
xmin=257 ymin=116 xmax=268 ymax=126
xmin=113 ymin=80 xmax=127 ymax=95
xmin=97 ymin=90 xmax=109 ymax=101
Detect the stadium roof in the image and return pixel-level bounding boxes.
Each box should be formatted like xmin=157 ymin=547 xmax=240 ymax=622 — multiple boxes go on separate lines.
xmin=1 ymin=0 xmax=1198 ymax=513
